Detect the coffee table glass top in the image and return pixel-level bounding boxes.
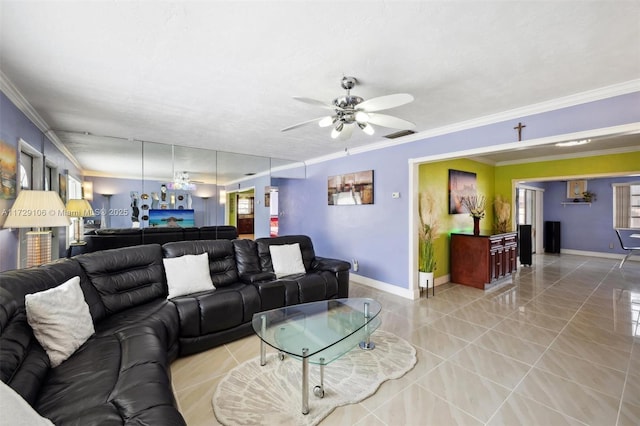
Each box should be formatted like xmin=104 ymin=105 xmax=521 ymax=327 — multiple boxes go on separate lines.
xmin=252 ymin=298 xmax=381 ymax=364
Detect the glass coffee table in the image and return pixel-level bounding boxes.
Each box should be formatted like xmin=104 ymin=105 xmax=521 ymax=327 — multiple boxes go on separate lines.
xmin=252 ymin=298 xmax=381 ymax=415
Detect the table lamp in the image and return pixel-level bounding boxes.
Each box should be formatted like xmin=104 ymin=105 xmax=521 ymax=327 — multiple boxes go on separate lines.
xmin=3 ymin=190 xmax=71 ymax=267
xmin=66 ymin=198 xmax=94 ymax=244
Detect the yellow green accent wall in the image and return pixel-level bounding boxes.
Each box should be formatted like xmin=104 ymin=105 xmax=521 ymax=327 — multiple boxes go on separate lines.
xmin=419 ymin=151 xmax=640 ymax=279
xmin=418 ymin=159 xmax=495 ymax=279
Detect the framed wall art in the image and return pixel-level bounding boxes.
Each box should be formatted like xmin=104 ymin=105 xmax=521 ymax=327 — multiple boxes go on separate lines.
xmin=448 ymin=169 xmax=477 ymax=214
xmin=567 ymin=180 xmax=587 ymax=199
xmin=328 ymin=170 xmax=374 ymax=205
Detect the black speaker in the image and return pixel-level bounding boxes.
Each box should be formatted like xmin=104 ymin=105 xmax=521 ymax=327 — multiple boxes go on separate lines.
xmin=519 ymin=225 xmax=532 ymax=266
xmin=544 ymin=221 xmax=561 ymax=254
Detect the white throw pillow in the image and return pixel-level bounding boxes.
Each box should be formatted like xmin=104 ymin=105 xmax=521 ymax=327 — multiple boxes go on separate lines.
xmin=163 ymin=252 xmax=215 ymax=299
xmin=25 ymin=276 xmax=95 ymax=368
xmin=269 ymin=243 xmax=306 ymax=278
xmin=0 ymin=381 xmax=54 ymax=426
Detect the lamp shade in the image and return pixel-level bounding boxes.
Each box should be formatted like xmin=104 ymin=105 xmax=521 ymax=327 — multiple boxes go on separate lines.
xmin=66 ymin=199 xmax=94 ymax=218
xmin=3 ymin=190 xmax=71 ymax=228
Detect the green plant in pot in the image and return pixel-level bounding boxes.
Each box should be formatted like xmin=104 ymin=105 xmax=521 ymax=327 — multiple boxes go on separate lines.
xmin=418 ymin=191 xmax=440 ymax=290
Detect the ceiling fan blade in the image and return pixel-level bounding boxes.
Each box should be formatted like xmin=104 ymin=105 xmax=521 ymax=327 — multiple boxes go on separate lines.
xmin=339 ymin=123 xmax=354 ymax=140
xmin=281 ymin=117 xmax=326 ymax=132
xmin=292 ymin=96 xmax=336 ymax=110
xmin=367 ymin=113 xmax=416 ymax=130
xmin=357 ymin=93 xmax=414 ymax=112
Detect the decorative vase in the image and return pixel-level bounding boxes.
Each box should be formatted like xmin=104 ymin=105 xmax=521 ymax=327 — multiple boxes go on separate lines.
xmin=419 ymin=271 xmax=434 ymax=288
xmin=473 ymin=217 xmax=480 ymax=236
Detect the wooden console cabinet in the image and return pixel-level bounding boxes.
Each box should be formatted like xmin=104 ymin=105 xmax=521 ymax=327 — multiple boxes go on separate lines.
xmin=450 ymin=232 xmax=518 ymax=289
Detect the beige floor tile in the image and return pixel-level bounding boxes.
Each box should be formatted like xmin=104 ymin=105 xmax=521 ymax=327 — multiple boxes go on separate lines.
xmin=353 ymin=414 xmax=387 ymax=426
xmin=372 ymin=383 xmax=483 ymax=426
xmin=623 ymin=372 xmax=640 ymax=407
xmin=561 ymin=322 xmax=634 ymax=353
xmin=474 ymin=329 xmax=547 ymax=365
xmin=535 ymin=348 xmax=626 ymax=398
xmin=522 ymin=299 xmax=578 ymax=320
xmin=428 ymin=315 xmax=489 ymax=342
xmin=416 ymin=361 xmax=510 ymax=422
xmin=618 ymin=402 xmax=640 ymax=426
xmin=467 ymin=298 xmax=521 ymax=317
xmin=171 ymin=345 xmax=237 ymax=392
xmin=359 ymin=346 xmax=443 ymax=412
xmin=492 ymin=318 xmax=560 ymax=347
xmin=409 ymin=324 xmax=469 ymax=359
xmin=514 ymin=367 xmax=619 ymax=425
xmin=508 ymin=307 xmax=569 ymax=332
xmin=176 ymin=375 xmax=223 ymax=426
xmin=319 ymin=402 xmax=371 ymax=425
xmin=533 ymin=292 xmax=585 ymax=310
xmin=550 ymin=333 xmax=631 ymax=372
xmin=450 ymin=304 xmax=505 ymax=328
xmin=487 ymin=393 xmax=584 ymax=426
xmin=448 ymin=344 xmax=531 ymax=389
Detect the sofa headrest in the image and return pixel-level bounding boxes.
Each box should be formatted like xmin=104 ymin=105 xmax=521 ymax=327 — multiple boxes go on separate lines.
xmin=255 ymin=235 xmax=316 ymax=272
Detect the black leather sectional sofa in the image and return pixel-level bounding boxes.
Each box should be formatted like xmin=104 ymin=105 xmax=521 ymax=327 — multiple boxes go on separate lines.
xmin=83 ymin=225 xmax=239 ymax=252
xmin=0 ymin=235 xmax=350 ymax=425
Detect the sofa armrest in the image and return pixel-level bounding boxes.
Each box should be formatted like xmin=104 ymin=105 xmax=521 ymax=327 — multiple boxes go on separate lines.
xmin=312 ymin=257 xmax=351 ymax=273
xmin=251 ymin=280 xmax=285 ymax=311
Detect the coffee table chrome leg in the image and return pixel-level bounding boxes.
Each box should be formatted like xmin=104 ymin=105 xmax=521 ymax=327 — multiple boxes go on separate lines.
xmin=359 ymin=302 xmax=376 ymax=350
xmin=302 ymin=348 xmax=309 ymax=415
xmin=313 ymin=357 xmax=325 ymax=398
xmin=260 ymin=315 xmax=266 ymax=366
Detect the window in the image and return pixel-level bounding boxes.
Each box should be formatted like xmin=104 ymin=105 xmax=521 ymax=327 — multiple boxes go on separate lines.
xmin=237 ymin=197 xmax=254 ymax=215
xmin=613 ymin=183 xmax=640 ymax=229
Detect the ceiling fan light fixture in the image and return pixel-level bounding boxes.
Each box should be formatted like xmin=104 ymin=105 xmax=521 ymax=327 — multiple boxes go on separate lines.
xmin=318 ymin=116 xmax=335 ymax=128
xmin=331 ymin=123 xmax=343 ymax=139
xmin=359 ymin=122 xmax=375 ymax=135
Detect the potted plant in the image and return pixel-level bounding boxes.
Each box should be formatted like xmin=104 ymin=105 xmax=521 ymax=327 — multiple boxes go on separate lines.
xmin=418 ymin=191 xmax=440 ymax=290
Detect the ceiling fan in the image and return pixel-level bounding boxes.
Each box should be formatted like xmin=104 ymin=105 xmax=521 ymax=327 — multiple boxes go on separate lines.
xmin=282 ymin=76 xmax=416 ymax=140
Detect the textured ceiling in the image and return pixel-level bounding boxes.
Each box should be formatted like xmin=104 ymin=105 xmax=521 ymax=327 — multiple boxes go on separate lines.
xmin=1 ymin=1 xmax=639 ymax=173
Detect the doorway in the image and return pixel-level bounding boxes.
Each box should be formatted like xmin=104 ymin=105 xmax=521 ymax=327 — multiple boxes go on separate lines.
xmin=226 ymin=188 xmax=255 ymax=238
xmin=517 ymin=186 xmax=543 ymax=253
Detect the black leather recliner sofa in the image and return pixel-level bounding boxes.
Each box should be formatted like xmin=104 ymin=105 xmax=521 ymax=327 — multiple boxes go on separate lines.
xmin=0 ymin=235 xmax=350 ymax=425
xmin=83 ymin=225 xmax=239 ymax=252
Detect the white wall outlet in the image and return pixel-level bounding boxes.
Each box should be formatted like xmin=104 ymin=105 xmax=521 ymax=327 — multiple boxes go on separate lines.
xmin=352 ymin=259 xmax=359 ymax=272
xmin=392 ymin=192 xmax=400 ymax=199
xmin=609 ymin=242 xmax=614 ymax=249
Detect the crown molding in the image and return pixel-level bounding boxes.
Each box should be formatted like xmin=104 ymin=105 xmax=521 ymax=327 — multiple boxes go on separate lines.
xmin=306 ymin=79 xmax=640 ymax=166
xmin=0 ymin=71 xmax=82 ymax=170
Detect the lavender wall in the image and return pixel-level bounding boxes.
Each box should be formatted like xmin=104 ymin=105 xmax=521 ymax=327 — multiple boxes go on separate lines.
xmin=278 ymin=92 xmax=640 ymax=290
xmin=543 ymin=176 xmax=638 ymax=254
xmin=0 ymin=92 xmax=81 ymax=271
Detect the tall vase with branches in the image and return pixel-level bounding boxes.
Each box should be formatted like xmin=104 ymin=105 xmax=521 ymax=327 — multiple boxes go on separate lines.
xmin=418 ymin=192 xmax=440 ymax=277
xmin=494 ymin=195 xmax=510 ymax=233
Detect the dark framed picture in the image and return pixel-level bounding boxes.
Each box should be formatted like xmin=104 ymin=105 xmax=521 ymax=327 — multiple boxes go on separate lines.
xmin=448 ymin=169 xmax=477 ymax=214
xmin=328 ymin=170 xmax=374 ymax=205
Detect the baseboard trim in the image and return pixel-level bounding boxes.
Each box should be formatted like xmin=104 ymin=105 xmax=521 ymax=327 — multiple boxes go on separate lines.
xmin=350 ymin=273 xmax=451 ymax=300
xmin=559 ymin=249 xmax=639 ymax=262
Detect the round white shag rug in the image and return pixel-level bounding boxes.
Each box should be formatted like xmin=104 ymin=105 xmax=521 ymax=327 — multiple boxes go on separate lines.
xmin=212 ymin=329 xmax=416 ymax=426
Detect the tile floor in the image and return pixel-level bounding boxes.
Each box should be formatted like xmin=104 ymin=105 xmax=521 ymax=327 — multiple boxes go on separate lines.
xmin=170 ymin=254 xmax=640 ymax=425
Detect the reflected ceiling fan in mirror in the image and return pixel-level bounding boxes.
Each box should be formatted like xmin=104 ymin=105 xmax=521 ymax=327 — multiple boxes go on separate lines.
xmin=282 ymin=76 xmax=416 ymax=140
